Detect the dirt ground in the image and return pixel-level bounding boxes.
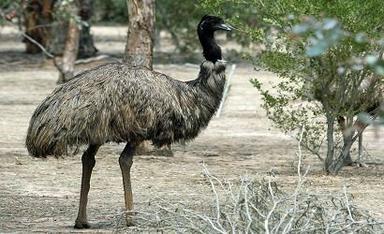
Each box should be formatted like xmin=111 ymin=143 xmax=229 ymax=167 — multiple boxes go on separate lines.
xmin=0 ymin=26 xmax=383 ymax=233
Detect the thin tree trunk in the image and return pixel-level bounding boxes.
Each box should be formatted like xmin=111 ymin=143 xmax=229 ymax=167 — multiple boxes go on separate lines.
xmin=124 ymin=0 xmax=155 ymax=69
xmin=328 ymin=132 xmax=354 ymax=174
xmin=57 ymin=2 xmax=80 ymax=84
xmin=325 ymin=113 xmax=335 ymax=173
xmin=338 ymin=116 xmax=354 ymax=166
xmin=23 ymin=0 xmax=54 ymax=54
xmin=23 ymin=0 xmax=97 ymax=58
xmin=342 ymin=116 xmax=354 ymax=166
xmin=78 ymin=0 xmax=97 ymax=58
xmin=47 ymin=0 xmax=98 ymax=58
xmin=327 ymin=116 xmax=356 ymax=174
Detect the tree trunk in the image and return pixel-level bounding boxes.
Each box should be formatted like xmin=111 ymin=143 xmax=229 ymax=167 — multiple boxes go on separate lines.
xmin=342 ymin=125 xmax=354 ymax=167
xmin=124 ymin=0 xmax=172 ymax=155
xmin=78 ymin=0 xmax=98 ymax=58
xmin=324 ymin=113 xmax=335 ymax=173
xmin=23 ymin=0 xmax=54 ymax=54
xmin=337 ymin=116 xmax=354 ymax=166
xmin=124 ymin=0 xmax=155 ymax=69
xmin=23 ymin=0 xmax=97 ymax=58
xmin=327 ymin=132 xmax=354 ymax=174
xmin=327 ymin=116 xmax=356 ymax=174
xmin=57 ymin=2 xmax=80 ymax=84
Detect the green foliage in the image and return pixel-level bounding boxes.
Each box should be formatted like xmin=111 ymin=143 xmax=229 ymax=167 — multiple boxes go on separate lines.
xmin=0 ymin=0 xmax=20 ymax=25
xmin=202 ymin=0 xmax=384 ymax=172
xmin=0 ymin=0 xmax=13 ymax=9
xmin=93 ymin=0 xmax=128 ymax=23
xmin=54 ymin=0 xmax=88 ymax=28
xmin=155 ymin=0 xmax=259 ymax=52
xmin=200 ymin=0 xmax=260 ymax=45
xmin=156 ymin=0 xmax=201 ymax=52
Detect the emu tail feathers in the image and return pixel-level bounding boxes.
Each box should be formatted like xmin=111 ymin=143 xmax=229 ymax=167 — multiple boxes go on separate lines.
xmin=26 ymin=103 xmax=69 ymax=157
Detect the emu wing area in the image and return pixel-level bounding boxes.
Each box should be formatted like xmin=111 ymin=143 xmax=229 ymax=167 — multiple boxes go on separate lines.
xmin=26 ymin=63 xmax=185 ymax=157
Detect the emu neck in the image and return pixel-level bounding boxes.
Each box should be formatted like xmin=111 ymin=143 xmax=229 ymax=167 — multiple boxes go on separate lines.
xmin=198 ymin=31 xmax=222 ymax=63
xmin=186 ymin=61 xmax=226 ymax=119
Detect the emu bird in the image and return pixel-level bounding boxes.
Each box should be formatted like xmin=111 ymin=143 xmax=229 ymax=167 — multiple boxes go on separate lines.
xmin=26 ymin=15 xmax=232 ymax=228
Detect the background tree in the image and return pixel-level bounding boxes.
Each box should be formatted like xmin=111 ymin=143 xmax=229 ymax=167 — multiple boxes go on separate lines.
xmin=50 ymin=0 xmax=97 ymax=58
xmin=124 ymin=0 xmax=168 ymax=155
xmin=3 ymin=0 xmax=97 ymax=58
xmin=201 ymin=0 xmax=384 ymax=174
xmin=124 ymin=0 xmax=154 ymax=69
xmin=56 ymin=0 xmax=80 ymax=83
xmin=93 ymin=0 xmax=128 ymax=23
xmin=22 ymin=0 xmax=54 ymax=54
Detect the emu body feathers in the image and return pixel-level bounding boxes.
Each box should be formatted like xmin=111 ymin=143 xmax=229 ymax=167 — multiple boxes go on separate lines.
xmin=26 ymin=61 xmax=226 ymax=157
xmin=25 ymin=15 xmax=232 ymax=228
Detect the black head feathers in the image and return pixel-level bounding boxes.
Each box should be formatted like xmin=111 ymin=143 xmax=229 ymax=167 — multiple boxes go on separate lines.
xmin=197 ymin=15 xmax=232 ymax=63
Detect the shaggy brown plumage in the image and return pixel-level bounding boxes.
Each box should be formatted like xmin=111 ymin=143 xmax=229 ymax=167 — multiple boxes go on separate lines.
xmin=26 ymin=61 xmax=226 ymax=156
xmin=25 ymin=15 xmax=233 ymax=229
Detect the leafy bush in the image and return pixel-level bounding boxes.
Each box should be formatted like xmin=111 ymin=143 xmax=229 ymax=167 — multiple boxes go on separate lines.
xmin=93 ymin=0 xmax=128 ymax=23
xmin=201 ymin=0 xmax=384 ymax=174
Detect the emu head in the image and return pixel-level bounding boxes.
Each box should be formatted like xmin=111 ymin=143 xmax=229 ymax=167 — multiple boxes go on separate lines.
xmin=198 ymin=15 xmax=233 ymax=33
xmin=198 ymin=15 xmax=232 ymax=63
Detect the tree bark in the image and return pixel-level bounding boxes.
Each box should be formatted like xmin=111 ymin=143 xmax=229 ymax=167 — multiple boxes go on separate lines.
xmin=124 ymin=0 xmax=155 ymax=69
xmin=124 ymin=0 xmax=173 ymax=155
xmin=341 ymin=116 xmax=354 ymax=166
xmin=23 ymin=0 xmax=97 ymax=58
xmin=327 ymin=116 xmax=358 ymax=174
xmin=324 ymin=113 xmax=335 ymax=173
xmin=57 ymin=2 xmax=80 ymax=84
xmin=23 ymin=0 xmax=54 ymax=54
xmin=337 ymin=116 xmax=354 ymax=166
xmin=78 ymin=0 xmax=98 ymax=58
xmin=327 ymin=131 xmax=354 ymax=174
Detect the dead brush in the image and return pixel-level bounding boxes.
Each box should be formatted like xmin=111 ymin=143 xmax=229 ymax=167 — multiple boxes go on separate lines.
xmin=117 ymin=168 xmax=383 ymax=233
xmin=116 ymin=129 xmax=384 ymax=233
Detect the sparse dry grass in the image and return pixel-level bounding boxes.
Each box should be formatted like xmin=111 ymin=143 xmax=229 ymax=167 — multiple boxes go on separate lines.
xmin=115 ymin=167 xmax=383 ymax=233
xmin=119 ymin=133 xmax=384 ymax=233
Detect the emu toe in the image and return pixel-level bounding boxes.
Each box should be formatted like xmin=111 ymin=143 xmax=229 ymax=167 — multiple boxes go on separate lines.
xmin=125 ymin=212 xmax=137 ymax=227
xmin=126 ymin=219 xmax=135 ymax=227
xmin=74 ymin=220 xmax=91 ymax=229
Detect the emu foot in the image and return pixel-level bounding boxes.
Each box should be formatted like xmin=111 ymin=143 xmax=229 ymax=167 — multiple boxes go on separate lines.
xmin=125 ymin=211 xmax=137 ymax=227
xmin=74 ymin=219 xmax=91 ymax=229
xmin=126 ymin=217 xmax=135 ymax=227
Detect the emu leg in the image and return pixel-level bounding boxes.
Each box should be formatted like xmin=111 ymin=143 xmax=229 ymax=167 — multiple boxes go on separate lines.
xmin=74 ymin=144 xmax=100 ymax=229
xmin=119 ymin=143 xmax=136 ymax=226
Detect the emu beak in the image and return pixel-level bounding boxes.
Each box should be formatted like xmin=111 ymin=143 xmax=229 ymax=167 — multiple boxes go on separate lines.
xmin=215 ymin=23 xmax=233 ymax=32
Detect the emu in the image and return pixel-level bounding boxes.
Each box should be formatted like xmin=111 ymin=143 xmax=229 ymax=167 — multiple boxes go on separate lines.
xmin=26 ymin=15 xmax=232 ymax=228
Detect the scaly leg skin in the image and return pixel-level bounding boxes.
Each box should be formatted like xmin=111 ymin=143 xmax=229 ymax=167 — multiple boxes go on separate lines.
xmin=119 ymin=143 xmax=136 ymax=226
xmin=74 ymin=144 xmax=100 ymax=229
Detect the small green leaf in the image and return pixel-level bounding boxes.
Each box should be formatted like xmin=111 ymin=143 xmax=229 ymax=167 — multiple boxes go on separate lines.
xmin=323 ymin=19 xmax=338 ymax=30
xmin=373 ymin=61 xmax=384 ymax=75
xmin=292 ymin=24 xmax=309 ymax=34
xmin=357 ymin=112 xmax=374 ymax=125
xmin=365 ymin=55 xmax=378 ymax=65
xmin=355 ymin=33 xmax=368 ymax=43
xmin=306 ymin=41 xmax=328 ymax=57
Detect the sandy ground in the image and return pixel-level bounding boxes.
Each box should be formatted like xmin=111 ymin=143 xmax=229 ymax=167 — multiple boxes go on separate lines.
xmin=0 ymin=26 xmax=383 ymax=233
